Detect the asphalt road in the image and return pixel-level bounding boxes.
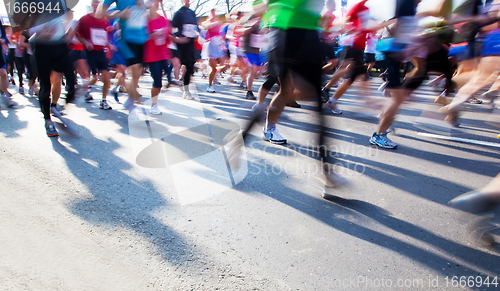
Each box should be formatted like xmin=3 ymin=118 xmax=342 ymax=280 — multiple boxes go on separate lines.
xmin=1 ymin=72 xmax=499 ymax=290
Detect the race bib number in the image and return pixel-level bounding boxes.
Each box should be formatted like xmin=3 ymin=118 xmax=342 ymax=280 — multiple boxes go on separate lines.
xmin=91 ymin=28 xmax=107 ymax=46
xmin=127 ymin=7 xmax=148 ymax=29
xmin=155 ymin=35 xmax=166 ymax=46
xmin=250 ymin=34 xmax=263 ymax=48
xmin=183 ymin=24 xmax=198 ymax=38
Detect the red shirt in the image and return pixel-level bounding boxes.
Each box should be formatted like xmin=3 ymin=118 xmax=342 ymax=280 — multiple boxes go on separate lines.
xmin=144 ymin=15 xmax=172 ymax=63
xmin=346 ymin=1 xmax=369 ymax=51
xmin=77 ymin=14 xmax=109 ymax=51
xmin=321 ymin=10 xmax=336 ymax=43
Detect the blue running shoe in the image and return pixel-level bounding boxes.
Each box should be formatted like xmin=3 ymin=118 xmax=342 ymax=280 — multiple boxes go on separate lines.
xmin=369 ymin=132 xmax=397 ymax=149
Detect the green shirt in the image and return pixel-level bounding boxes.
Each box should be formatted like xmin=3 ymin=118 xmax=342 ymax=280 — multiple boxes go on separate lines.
xmin=262 ymin=0 xmax=323 ymax=30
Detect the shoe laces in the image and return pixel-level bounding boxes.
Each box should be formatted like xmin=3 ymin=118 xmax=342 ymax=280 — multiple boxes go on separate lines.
xmin=379 ymin=132 xmax=395 ymax=144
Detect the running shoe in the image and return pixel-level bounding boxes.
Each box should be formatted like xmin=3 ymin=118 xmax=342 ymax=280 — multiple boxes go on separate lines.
xmin=170 ymin=80 xmax=183 ymax=87
xmin=480 ymin=91 xmax=498 ymax=109
xmin=118 ymin=86 xmax=126 ymax=93
xmin=150 ymin=104 xmax=162 ymax=115
xmin=262 ymin=127 xmax=287 ymax=144
xmin=111 ymin=87 xmax=119 ymax=102
xmin=1 ymin=94 xmax=14 ymax=108
xmin=324 ymin=99 xmax=342 ymax=115
xmin=45 ymin=120 xmax=59 ymax=137
xmin=378 ymin=81 xmax=388 ymax=92
xmin=228 ymin=76 xmax=236 ymax=83
xmin=246 ymin=91 xmax=256 ymax=100
xmin=183 ymin=91 xmax=195 ymax=100
xmin=323 ymin=166 xmax=350 ymax=189
xmin=99 ymin=99 xmax=112 ymax=110
xmin=123 ymin=97 xmax=136 ymax=111
xmin=369 ymin=132 xmax=397 ymax=149
xmin=85 ymin=92 xmax=93 ymax=102
xmin=51 ymin=105 xmax=62 ymax=117
xmin=19 ymin=86 xmax=24 ymax=95
xmin=240 ymin=81 xmax=247 ymax=90
xmin=467 ymin=97 xmax=483 ymax=104
xmin=379 ymin=72 xmax=388 ymax=82
xmin=213 ymin=78 xmax=221 ymax=85
xmin=286 ymin=101 xmax=301 ymax=108
xmin=9 ymin=77 xmax=15 ymax=85
xmin=207 ymin=86 xmax=215 ymax=93
xmin=29 ymin=86 xmax=35 ymax=96
xmin=321 ymin=88 xmax=329 ymax=102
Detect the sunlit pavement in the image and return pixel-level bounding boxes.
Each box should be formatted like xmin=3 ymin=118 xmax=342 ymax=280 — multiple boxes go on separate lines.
xmin=1 ymin=72 xmax=499 ymax=290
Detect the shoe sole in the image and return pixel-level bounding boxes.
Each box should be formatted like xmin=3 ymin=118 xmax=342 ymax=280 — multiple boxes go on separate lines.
xmin=47 ymin=133 xmax=59 ymax=137
xmin=369 ymin=139 xmax=397 ymax=149
xmin=265 ymin=139 xmax=286 ymax=145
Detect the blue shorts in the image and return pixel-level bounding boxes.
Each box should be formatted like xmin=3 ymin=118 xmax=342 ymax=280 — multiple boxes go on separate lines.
xmin=246 ymin=53 xmax=263 ymax=67
xmin=448 ymin=45 xmax=466 ymax=58
xmin=481 ymin=30 xmax=500 ymax=57
xmin=111 ymin=50 xmax=127 ymax=66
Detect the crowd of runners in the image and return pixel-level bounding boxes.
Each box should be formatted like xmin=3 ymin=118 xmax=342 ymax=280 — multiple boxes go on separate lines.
xmin=1 ymin=0 xmax=500 ymax=239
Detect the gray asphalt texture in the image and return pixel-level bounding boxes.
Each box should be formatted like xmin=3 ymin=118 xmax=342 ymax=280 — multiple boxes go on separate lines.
xmin=1 ymin=72 xmax=499 ymax=290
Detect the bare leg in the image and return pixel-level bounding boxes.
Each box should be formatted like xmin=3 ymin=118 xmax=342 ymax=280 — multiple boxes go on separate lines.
xmin=377 ymin=88 xmax=410 ymax=134
xmin=101 ymin=70 xmax=110 ymax=99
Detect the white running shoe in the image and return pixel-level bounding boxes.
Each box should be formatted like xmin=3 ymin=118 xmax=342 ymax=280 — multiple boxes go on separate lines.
xmin=150 ymin=104 xmax=162 ymax=115
xmin=207 ymin=86 xmax=215 ymax=93
xmin=1 ymin=94 xmax=14 ymax=108
xmin=99 ymin=99 xmax=112 ymax=110
xmin=183 ymin=91 xmax=195 ymax=100
xmin=324 ymin=99 xmax=342 ymax=115
xmin=262 ymin=127 xmax=287 ymax=144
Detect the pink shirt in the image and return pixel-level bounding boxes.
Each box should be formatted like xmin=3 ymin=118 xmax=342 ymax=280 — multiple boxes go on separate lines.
xmin=229 ymin=24 xmax=241 ymax=47
xmin=206 ymin=22 xmax=221 ymax=40
xmin=144 ymin=16 xmax=172 ymax=63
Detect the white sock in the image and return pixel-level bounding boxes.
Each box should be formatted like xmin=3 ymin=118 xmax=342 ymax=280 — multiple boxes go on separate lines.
xmin=265 ymin=121 xmax=276 ymax=131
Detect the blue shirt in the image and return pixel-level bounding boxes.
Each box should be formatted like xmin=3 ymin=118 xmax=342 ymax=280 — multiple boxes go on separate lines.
xmin=103 ymin=0 xmax=148 ymax=44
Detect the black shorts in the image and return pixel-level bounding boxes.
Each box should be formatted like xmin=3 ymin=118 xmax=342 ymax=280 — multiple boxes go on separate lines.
xmin=86 ymin=50 xmax=110 ymax=73
xmin=69 ymin=50 xmax=86 ymax=63
xmin=125 ymin=42 xmax=144 ymax=66
xmin=266 ymin=28 xmax=286 ymax=79
xmin=322 ymin=42 xmax=338 ymax=61
xmin=177 ymin=39 xmax=195 ymax=66
xmin=282 ymin=29 xmax=323 ymax=97
xmin=384 ymin=53 xmax=402 ymax=89
xmin=171 ymin=49 xmax=180 ymax=59
xmin=0 ymin=53 xmax=5 ymax=69
xmin=340 ymin=46 xmax=367 ymax=81
xmin=364 ymin=52 xmax=376 ymax=64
